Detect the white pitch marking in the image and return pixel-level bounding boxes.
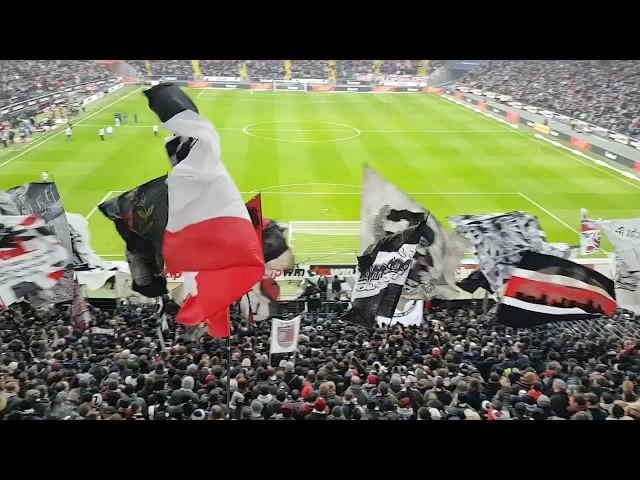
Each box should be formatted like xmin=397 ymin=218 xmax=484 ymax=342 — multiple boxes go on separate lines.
xmin=518 ymin=192 xmax=579 ymax=234
xmin=86 ymin=190 xmax=118 ymax=219
xmin=75 ymin=124 xmax=522 ymax=134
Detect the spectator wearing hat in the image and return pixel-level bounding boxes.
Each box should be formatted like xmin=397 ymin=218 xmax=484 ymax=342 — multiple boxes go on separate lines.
xmin=328 ymin=405 xmax=346 ymax=420
xmin=396 ymin=396 xmax=415 ymax=419
xmin=305 ymin=397 xmax=329 ymax=420
xmin=276 ymin=403 xmax=296 ymax=420
xmin=249 ymin=400 xmax=265 ymax=420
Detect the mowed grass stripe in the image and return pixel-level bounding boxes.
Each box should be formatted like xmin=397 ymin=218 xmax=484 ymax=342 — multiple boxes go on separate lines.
xmin=1 ymin=88 xmax=639 ymax=258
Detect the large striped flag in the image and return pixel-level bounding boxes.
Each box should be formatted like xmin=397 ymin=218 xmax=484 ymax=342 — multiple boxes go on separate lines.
xmin=497 ymin=251 xmax=616 ymax=328
xmin=144 ymin=83 xmax=264 ymax=337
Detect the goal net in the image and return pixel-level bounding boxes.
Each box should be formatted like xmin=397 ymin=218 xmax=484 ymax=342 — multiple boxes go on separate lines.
xmin=273 ymin=80 xmax=308 ymax=92
xmin=288 ymin=221 xmax=360 ymax=265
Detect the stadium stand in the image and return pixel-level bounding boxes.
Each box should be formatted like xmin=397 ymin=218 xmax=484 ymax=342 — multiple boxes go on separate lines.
xmin=5 ymin=60 xmax=640 ymax=422
xmin=2 ymin=297 xmax=639 ymax=421
xmin=290 ymin=60 xmax=329 ymax=80
xmin=149 ymin=60 xmax=193 ymax=76
xmin=244 ymin=60 xmax=285 ymax=80
xmin=124 ymin=60 xmax=441 ymax=82
xmin=460 ymin=60 xmax=640 ymax=139
xmin=379 ymin=60 xmax=421 ymax=75
xmin=337 ymin=60 xmax=377 ymax=80
xmin=199 ymin=60 xmax=243 ymax=77
xmin=0 ymin=60 xmax=111 ymax=106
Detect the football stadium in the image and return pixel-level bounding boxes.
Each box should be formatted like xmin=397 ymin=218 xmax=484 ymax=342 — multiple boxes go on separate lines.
xmin=2 ymin=60 xmax=640 ymax=421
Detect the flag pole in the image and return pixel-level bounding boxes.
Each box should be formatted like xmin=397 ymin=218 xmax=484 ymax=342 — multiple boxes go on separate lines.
xmin=482 ymin=289 xmax=489 ymax=315
xmin=226 ymin=334 xmax=231 ymax=420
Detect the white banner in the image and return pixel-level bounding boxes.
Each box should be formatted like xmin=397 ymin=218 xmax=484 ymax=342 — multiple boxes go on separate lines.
xmin=378 ymin=299 xmax=424 ymax=327
xmin=598 ymin=219 xmax=640 ymax=312
xmin=269 ymin=316 xmax=301 ymax=354
xmin=203 ymin=76 xmax=241 ymax=82
xmin=107 ymin=83 xmax=124 ymax=94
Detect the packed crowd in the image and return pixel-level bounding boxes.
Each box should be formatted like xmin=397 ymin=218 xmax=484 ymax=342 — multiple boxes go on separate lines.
xmin=125 ymin=60 xmax=439 ymax=81
xmin=379 ymin=60 xmax=421 ymax=75
xmin=0 ymin=61 xmax=111 ymax=107
xmin=461 ymin=60 xmax=640 ymax=138
xmin=2 ymin=296 xmax=640 ymax=421
xmin=291 ymin=60 xmax=329 ymax=80
xmin=199 ymin=60 xmax=243 ymax=77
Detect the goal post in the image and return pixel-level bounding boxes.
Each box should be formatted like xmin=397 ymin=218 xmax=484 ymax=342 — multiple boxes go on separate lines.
xmin=288 ymin=221 xmax=360 ymax=265
xmin=273 ymin=80 xmax=308 ymax=92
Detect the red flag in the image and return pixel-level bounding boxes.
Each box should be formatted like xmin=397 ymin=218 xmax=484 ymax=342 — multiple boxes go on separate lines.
xmin=145 ymin=84 xmax=264 ymax=337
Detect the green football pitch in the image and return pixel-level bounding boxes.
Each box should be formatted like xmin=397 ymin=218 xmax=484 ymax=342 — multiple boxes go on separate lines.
xmin=1 ymin=84 xmax=639 ymax=265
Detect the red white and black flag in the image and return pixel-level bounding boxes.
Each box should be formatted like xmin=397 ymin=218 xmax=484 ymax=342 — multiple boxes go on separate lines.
xmin=497 ymin=251 xmax=616 ymax=328
xmin=144 ymin=83 xmax=264 ymax=337
xmin=0 ymin=215 xmax=69 ymax=308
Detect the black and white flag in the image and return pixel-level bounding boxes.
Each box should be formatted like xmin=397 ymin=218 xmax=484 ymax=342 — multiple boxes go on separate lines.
xmin=497 ymin=251 xmax=616 ymax=328
xmin=360 ymin=166 xmax=468 ymax=301
xmin=448 ymin=211 xmax=571 ymax=293
xmin=598 ymin=219 xmax=640 ymax=312
xmin=0 ymin=215 xmax=69 ymax=308
xmin=343 ymin=221 xmax=426 ymax=329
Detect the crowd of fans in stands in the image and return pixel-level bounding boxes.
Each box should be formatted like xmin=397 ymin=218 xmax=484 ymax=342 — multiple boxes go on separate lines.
xmin=461 ymin=60 xmax=640 ymax=138
xmin=128 ymin=60 xmax=437 ymax=81
xmin=200 ymin=60 xmax=243 ymax=77
xmin=0 ymin=61 xmax=111 ymax=107
xmin=2 ymin=296 xmax=640 ymax=421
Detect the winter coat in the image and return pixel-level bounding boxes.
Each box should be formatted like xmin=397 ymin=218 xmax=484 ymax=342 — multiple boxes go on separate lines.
xmin=550 ymin=392 xmax=570 ymax=419
xmin=345 ymin=385 xmax=369 ymax=406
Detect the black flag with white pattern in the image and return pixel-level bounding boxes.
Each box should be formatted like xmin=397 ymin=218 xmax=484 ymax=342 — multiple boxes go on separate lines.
xmin=342 ymin=221 xmax=426 ymax=329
